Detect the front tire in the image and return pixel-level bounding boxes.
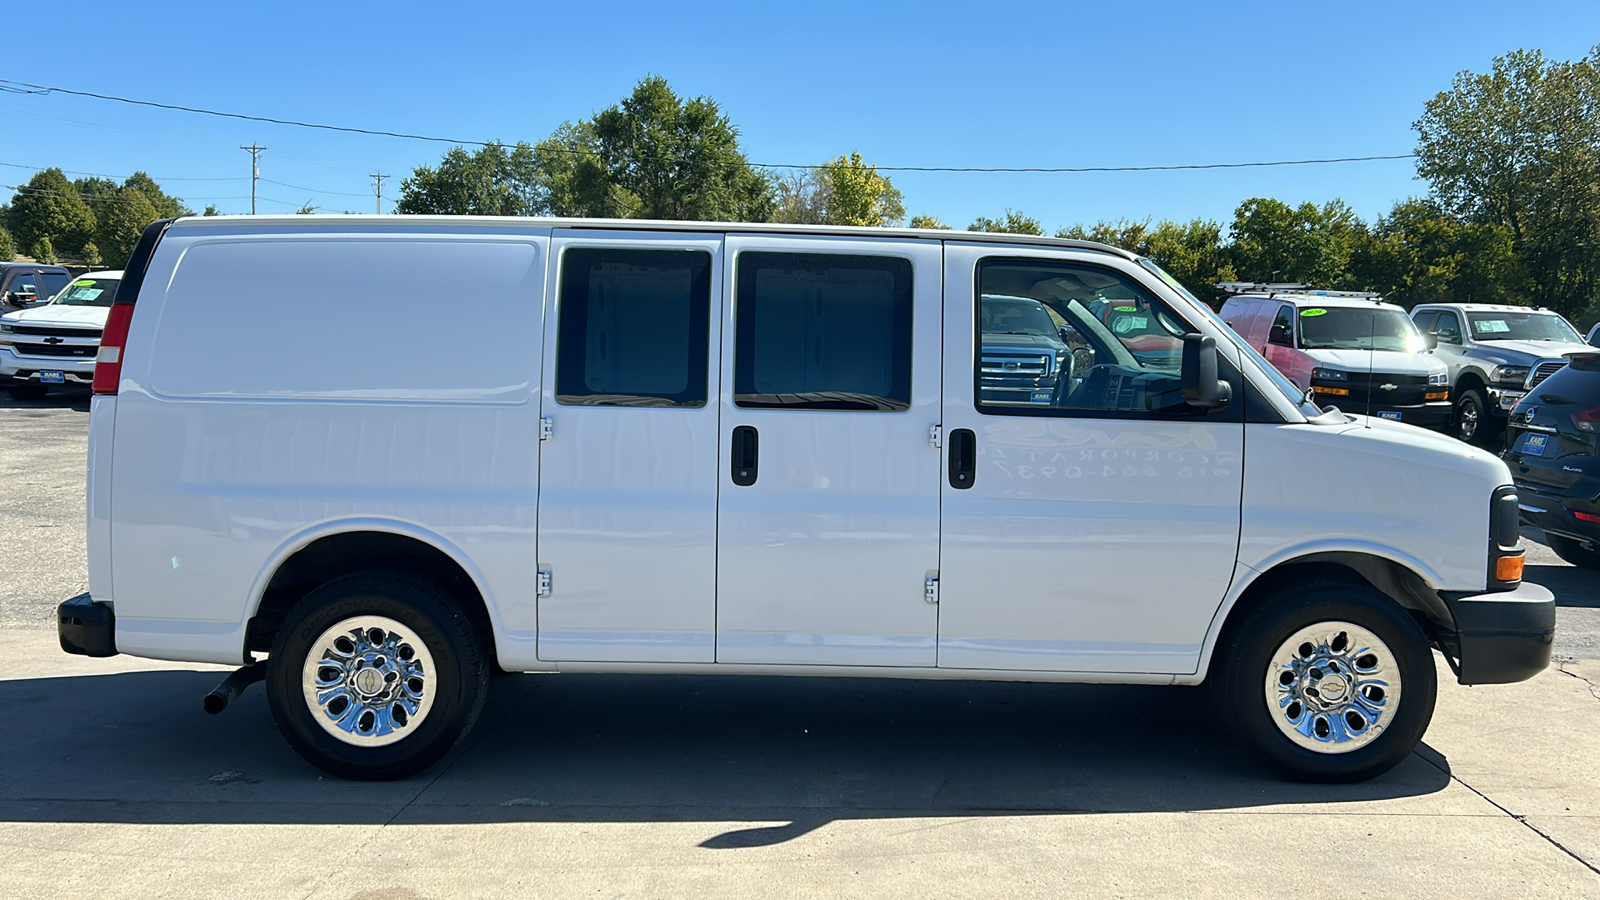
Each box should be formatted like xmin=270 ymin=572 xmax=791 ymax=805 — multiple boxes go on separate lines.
xmin=1218 ymin=578 xmax=1437 ymax=782
xmin=1548 ymin=534 xmax=1600 ymax=571
xmin=1455 ymin=388 xmax=1500 ymax=447
xmin=265 ymin=570 xmax=489 ymax=780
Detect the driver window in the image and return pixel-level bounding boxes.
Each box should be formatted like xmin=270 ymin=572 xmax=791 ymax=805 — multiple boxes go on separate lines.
xmin=1435 ymin=313 xmax=1462 ymax=344
xmin=1269 ymin=305 xmax=1295 ymax=346
xmin=975 ymin=259 xmax=1210 ymax=418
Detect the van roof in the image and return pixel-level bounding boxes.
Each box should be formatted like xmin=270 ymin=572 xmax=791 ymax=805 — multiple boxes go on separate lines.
xmin=163 ymin=214 xmax=1141 ymax=260
xmin=1223 ymin=293 xmax=1403 ymax=311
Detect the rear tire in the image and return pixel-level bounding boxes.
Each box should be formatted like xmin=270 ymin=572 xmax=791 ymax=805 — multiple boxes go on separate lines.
xmin=1217 ymin=577 xmax=1437 ymax=782
xmin=265 ymin=570 xmax=489 ymax=780
xmin=1548 ymin=534 xmax=1600 ymax=571
xmin=7 ymin=384 xmax=47 ymax=401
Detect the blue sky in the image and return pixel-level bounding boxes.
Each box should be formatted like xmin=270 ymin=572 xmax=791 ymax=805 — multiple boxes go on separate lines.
xmin=3 ymin=0 xmax=1597 ymax=231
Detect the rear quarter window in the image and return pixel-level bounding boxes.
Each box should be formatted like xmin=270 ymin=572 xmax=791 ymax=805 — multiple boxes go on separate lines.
xmin=147 ymin=238 xmax=543 ymax=402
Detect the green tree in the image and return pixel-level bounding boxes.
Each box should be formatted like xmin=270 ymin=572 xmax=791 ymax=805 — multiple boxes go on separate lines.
xmin=908 ymin=214 xmax=949 ymax=229
xmin=1228 ymin=197 xmax=1367 ymax=287
xmin=30 ymin=235 xmax=55 ymax=264
xmin=549 ymin=76 xmax=775 ymax=221
xmin=5 ymin=168 xmax=95 ymax=255
xmin=773 ymin=152 xmax=905 ymax=226
xmin=1414 ymin=46 xmax=1600 ymax=317
xmin=395 ymin=141 xmax=545 ymax=216
xmin=80 ymin=241 xmax=103 ymax=267
xmin=295 ymin=201 xmax=318 ymax=214
xmin=202 ymin=204 xmax=221 ymax=216
xmin=1349 ymin=198 xmax=1525 ymax=308
xmin=95 ymin=188 xmax=160 ymax=267
xmin=1057 ymin=217 xmax=1236 ymax=303
xmin=0 ymin=225 xmax=13 ymax=261
xmin=120 ymin=172 xmax=191 ymax=218
xmin=969 ymin=210 xmax=1043 ymax=235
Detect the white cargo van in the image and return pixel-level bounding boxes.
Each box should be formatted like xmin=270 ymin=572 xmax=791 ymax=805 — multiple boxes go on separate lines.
xmin=58 ymin=216 xmax=1554 ymax=783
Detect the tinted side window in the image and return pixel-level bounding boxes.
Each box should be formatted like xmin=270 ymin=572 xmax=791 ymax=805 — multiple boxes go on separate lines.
xmin=39 ymin=273 xmax=70 ymax=300
xmin=1436 ymin=313 xmax=1463 ymax=343
xmin=734 ymin=252 xmax=912 ymax=411
xmin=555 ymin=248 xmax=712 ymax=408
xmin=975 ymin=259 xmax=1222 ymax=419
xmin=1412 ymin=311 xmax=1439 ymax=334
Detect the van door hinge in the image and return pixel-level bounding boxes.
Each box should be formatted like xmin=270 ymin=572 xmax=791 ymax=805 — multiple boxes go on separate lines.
xmin=928 ymin=425 xmax=943 ymax=450
xmin=924 ymin=575 xmax=940 ymax=604
xmin=539 ymin=417 xmax=553 ymax=441
xmin=537 ymin=568 xmax=552 ymax=597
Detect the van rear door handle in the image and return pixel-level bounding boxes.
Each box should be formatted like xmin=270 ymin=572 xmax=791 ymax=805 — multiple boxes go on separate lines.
xmin=948 ymin=428 xmax=975 ymax=489
xmin=731 ymin=425 xmax=759 ymax=486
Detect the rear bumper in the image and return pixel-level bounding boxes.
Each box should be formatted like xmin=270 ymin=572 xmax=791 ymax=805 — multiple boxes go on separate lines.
xmin=58 ymin=593 xmax=118 ymax=657
xmin=1437 ymin=581 xmax=1554 ymax=685
xmin=1514 ymin=484 xmax=1600 ymax=543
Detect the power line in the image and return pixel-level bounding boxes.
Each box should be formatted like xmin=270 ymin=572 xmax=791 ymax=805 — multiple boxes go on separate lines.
xmin=0 ymin=161 xmax=242 ymax=181
xmin=259 ymin=177 xmax=370 ymax=197
xmin=0 ymin=77 xmax=1420 ymax=174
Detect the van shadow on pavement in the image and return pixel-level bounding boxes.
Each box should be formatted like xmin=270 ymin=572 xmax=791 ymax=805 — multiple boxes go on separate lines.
xmin=0 ymin=668 xmax=1451 ymax=845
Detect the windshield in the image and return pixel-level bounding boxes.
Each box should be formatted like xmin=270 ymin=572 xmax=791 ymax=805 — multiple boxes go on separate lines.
xmin=1467 ymin=311 xmax=1581 ymax=343
xmin=1298 ymin=307 xmax=1424 ymax=352
xmin=1137 ymin=257 xmax=1322 ymax=417
xmin=981 ymin=295 xmax=1058 ymax=336
xmin=51 ymin=278 xmax=120 ymax=308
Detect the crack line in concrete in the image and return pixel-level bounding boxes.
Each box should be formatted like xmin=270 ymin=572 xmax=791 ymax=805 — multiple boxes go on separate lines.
xmin=1416 ymin=750 xmax=1600 ymax=878
xmin=1557 ymin=658 xmax=1600 ymax=705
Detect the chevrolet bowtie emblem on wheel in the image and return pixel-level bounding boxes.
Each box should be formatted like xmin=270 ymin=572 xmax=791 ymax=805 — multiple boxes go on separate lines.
xmin=43 ymin=337 xmax=64 ymax=345
xmin=1378 ymin=383 xmax=1398 ymax=391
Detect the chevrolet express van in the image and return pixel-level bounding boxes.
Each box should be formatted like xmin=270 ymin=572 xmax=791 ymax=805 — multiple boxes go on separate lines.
xmin=57 ymin=217 xmax=1554 ymax=783
xmin=1220 ymin=286 xmax=1451 ymax=428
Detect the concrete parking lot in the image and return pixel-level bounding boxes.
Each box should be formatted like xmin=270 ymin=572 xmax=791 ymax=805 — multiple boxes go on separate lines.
xmin=3 ymin=389 xmax=1600 ymax=898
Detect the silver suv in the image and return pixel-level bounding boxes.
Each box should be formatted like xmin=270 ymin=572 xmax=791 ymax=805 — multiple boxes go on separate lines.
xmin=1410 ymin=303 xmax=1590 ymax=445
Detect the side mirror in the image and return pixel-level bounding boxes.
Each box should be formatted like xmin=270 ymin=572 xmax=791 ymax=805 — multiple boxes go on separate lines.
xmin=1058 ymin=326 xmax=1076 ymax=343
xmin=1422 ymin=333 xmax=1439 ymax=351
xmin=1268 ymin=324 xmax=1292 ymax=347
xmin=1181 ymin=334 xmax=1232 ymax=410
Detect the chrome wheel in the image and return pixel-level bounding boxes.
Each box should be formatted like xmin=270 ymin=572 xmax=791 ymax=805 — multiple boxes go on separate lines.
xmin=1265 ymin=622 xmax=1401 ymax=754
xmin=1457 ymin=395 xmax=1481 ymax=441
xmin=301 ymin=615 xmax=436 ymax=747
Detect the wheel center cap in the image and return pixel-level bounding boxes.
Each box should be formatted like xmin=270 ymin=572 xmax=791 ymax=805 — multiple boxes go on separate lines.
xmin=1317 ymin=675 xmax=1349 ymax=702
xmin=353 ymin=667 xmax=385 ymax=696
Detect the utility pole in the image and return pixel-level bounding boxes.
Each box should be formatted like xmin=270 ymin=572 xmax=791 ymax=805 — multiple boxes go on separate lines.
xmin=370 ymin=171 xmax=389 ymax=214
xmin=240 ymin=144 xmax=265 ymax=214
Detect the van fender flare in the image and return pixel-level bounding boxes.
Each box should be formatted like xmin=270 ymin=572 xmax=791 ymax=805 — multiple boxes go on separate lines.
xmin=241 ymin=516 xmax=503 ymax=651
xmin=1184 ymin=539 xmax=1449 ymax=685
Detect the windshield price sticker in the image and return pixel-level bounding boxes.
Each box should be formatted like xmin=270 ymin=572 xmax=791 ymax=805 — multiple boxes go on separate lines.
xmin=1114 ymin=305 xmax=1138 ymax=312
xmin=1300 ymin=308 xmax=1328 ymax=317
xmin=1476 ymin=320 xmax=1511 ymax=333
xmin=71 ymin=288 xmax=103 ymax=301
xmin=72 ymin=280 xmax=95 ymax=287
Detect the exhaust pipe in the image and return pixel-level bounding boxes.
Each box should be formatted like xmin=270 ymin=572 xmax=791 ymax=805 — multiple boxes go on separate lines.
xmin=204 ymin=661 xmax=267 ymax=715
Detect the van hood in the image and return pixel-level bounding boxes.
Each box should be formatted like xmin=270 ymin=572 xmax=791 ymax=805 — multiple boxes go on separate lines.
xmin=1303 ymin=348 xmax=1445 ymax=376
xmin=1468 ymin=339 xmax=1592 ymax=364
xmin=0 ymin=305 xmax=110 ymax=329
xmin=1330 ymin=413 xmax=1511 ymax=482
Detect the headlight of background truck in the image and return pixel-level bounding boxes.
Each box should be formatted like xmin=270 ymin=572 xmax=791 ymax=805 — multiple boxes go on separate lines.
xmin=1491 ymin=365 xmax=1530 ymax=384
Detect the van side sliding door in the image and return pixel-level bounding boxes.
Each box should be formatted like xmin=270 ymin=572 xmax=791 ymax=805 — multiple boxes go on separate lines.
xmin=714 ymin=235 xmax=944 ymax=666
xmin=535 ymin=230 xmax=724 ymax=663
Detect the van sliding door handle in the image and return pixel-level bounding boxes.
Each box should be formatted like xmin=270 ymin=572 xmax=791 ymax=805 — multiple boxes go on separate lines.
xmin=731 ymin=425 xmax=759 ymax=486
xmin=948 ymin=428 xmax=976 ymax=489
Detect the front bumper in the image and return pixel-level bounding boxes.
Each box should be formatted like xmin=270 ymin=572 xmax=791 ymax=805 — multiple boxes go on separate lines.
xmin=1436 ymin=581 xmax=1554 ymax=684
xmin=1492 ymin=387 xmax=1525 ymax=416
xmin=0 ymin=348 xmax=97 ymax=384
xmin=58 ymin=593 xmax=117 ymax=657
xmin=1316 ymin=397 xmax=1453 ymax=427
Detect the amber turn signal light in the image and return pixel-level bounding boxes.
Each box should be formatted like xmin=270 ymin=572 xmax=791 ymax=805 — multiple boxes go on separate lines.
xmin=1496 ymin=553 xmax=1525 ymax=583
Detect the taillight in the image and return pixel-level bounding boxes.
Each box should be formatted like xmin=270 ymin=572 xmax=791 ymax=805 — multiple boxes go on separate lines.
xmin=92 ymin=303 xmax=134 ymax=395
xmin=1572 ymin=409 xmax=1600 ymax=433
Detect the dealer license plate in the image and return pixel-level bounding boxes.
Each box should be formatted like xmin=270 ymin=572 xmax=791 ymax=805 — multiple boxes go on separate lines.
xmin=1377 ymin=411 xmax=1401 ymax=421
xmin=1523 ymin=433 xmax=1550 ymax=457
xmin=39 ymin=371 xmax=65 ymax=384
